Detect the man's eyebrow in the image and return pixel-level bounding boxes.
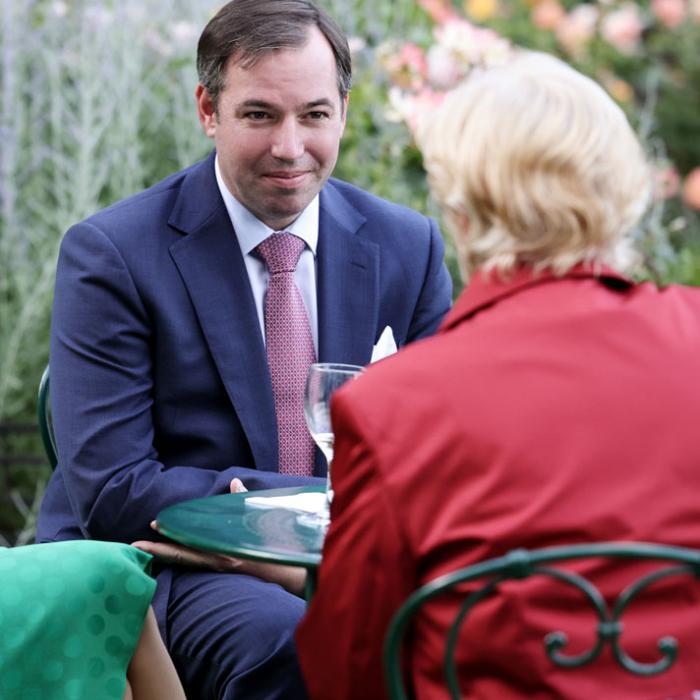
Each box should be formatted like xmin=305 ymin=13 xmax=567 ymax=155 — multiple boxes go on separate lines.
xmin=237 ymin=100 xmax=275 ymax=109
xmin=236 ymin=98 xmax=336 ymax=110
xmin=304 ymin=99 xmax=335 ymax=109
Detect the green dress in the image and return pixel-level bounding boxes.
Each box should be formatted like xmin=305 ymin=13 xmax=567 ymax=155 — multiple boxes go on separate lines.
xmin=0 ymin=540 xmax=155 ymax=700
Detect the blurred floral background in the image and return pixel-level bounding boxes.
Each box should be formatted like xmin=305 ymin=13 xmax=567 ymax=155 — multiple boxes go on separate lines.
xmin=1 ymin=0 xmax=698 ymax=543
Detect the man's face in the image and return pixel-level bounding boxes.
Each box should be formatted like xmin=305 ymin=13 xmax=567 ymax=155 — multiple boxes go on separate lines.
xmin=196 ymin=26 xmax=348 ymax=231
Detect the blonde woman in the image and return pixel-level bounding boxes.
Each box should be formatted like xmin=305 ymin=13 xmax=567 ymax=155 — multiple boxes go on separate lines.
xmin=296 ymin=53 xmax=700 ymax=699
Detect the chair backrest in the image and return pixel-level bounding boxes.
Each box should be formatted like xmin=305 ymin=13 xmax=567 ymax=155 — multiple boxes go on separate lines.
xmin=37 ymin=365 xmax=58 ymax=470
xmin=383 ymin=542 xmax=700 ymax=700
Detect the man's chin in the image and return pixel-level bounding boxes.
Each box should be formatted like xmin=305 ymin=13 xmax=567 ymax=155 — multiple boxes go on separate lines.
xmin=263 ymin=192 xmax=319 ymax=221
xmin=256 ymin=201 xmax=310 ymax=230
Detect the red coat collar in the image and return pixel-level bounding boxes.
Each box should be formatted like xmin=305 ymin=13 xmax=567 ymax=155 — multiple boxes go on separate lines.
xmin=441 ymin=264 xmax=634 ymax=332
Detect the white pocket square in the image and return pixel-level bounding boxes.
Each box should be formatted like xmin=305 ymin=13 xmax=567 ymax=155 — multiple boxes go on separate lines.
xmin=371 ymin=326 xmax=398 ymax=363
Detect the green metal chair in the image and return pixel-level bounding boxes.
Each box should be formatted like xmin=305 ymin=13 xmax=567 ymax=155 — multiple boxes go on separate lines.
xmin=383 ymin=541 xmax=700 ymax=700
xmin=37 ymin=365 xmax=58 ymax=470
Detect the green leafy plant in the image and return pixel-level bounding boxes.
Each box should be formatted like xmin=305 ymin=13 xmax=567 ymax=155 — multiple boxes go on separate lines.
xmin=0 ymin=0 xmax=698 ymax=542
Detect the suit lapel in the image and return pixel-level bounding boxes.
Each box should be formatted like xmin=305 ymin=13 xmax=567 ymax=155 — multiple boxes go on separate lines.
xmin=165 ymin=168 xmax=380 ymax=475
xmin=167 ymin=154 xmax=278 ymax=470
xmin=317 ymin=183 xmax=379 ymax=367
xmin=314 ymin=184 xmax=379 ymax=475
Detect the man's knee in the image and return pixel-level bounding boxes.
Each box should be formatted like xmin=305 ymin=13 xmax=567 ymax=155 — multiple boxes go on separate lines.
xmin=162 ymin=570 xmax=307 ymax=699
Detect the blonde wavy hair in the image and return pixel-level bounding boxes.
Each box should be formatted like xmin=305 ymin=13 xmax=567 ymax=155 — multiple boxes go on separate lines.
xmin=418 ymin=52 xmax=652 ymax=279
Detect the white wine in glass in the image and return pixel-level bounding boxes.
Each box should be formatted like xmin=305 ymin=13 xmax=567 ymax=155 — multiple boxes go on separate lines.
xmin=300 ymin=362 xmax=364 ymax=527
xmin=309 ymin=431 xmax=334 ymax=466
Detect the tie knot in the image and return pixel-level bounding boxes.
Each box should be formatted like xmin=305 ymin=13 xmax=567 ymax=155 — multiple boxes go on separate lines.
xmin=255 ymin=232 xmax=306 ymax=274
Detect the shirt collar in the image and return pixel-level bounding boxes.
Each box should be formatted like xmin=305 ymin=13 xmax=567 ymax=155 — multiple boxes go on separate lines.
xmin=215 ymin=154 xmax=319 ymax=256
xmin=440 ymin=263 xmax=634 ymax=333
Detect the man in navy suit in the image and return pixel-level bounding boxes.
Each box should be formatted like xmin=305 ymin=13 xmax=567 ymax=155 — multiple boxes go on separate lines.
xmin=36 ymin=1 xmax=452 ymax=698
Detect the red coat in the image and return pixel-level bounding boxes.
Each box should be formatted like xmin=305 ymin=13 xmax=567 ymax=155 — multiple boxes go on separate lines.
xmin=296 ymin=266 xmax=700 ymax=700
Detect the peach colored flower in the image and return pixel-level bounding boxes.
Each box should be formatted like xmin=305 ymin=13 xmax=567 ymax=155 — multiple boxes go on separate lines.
xmin=599 ymin=72 xmax=634 ymax=103
xmin=418 ymin=0 xmax=460 ymax=23
xmin=654 ymin=165 xmax=681 ymax=200
xmin=651 ymin=0 xmax=688 ymax=27
xmin=532 ymin=0 xmax=566 ymax=30
xmin=555 ymin=5 xmax=599 ymax=55
xmin=601 ymin=3 xmax=644 ymax=55
xmin=692 ymin=0 xmax=700 ymax=21
xmin=682 ymin=168 xmax=700 ymax=210
xmin=464 ymin=0 xmax=499 ymax=21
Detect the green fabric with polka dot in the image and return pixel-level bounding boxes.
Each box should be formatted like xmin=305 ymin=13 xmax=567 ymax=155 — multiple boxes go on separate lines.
xmin=0 ymin=540 xmax=155 ymax=700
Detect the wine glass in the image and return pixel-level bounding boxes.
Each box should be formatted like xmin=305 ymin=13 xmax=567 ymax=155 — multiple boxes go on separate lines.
xmin=298 ymin=362 xmax=364 ymax=528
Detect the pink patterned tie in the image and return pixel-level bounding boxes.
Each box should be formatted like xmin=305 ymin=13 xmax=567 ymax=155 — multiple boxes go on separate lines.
xmin=255 ymin=232 xmax=316 ymax=475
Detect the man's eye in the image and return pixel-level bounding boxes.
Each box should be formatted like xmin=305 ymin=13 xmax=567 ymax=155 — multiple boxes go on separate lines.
xmin=245 ymin=112 xmax=270 ymax=120
xmin=307 ymin=111 xmax=330 ymax=120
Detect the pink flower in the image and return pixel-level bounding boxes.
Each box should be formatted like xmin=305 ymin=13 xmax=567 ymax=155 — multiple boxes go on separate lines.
xmin=654 ymin=165 xmax=681 ymax=200
xmin=532 ymin=0 xmax=566 ymax=30
xmin=651 ymin=0 xmax=688 ymax=27
xmin=601 ymin=3 xmax=644 ymax=55
xmin=682 ymin=168 xmax=700 ymax=210
xmin=555 ymin=5 xmax=599 ymax=55
xmin=435 ymin=18 xmax=511 ymax=67
xmin=401 ymin=43 xmax=429 ymax=74
xmin=418 ymin=0 xmax=460 ymax=23
xmin=426 ymin=44 xmax=465 ymax=88
xmin=382 ymin=42 xmax=428 ymax=90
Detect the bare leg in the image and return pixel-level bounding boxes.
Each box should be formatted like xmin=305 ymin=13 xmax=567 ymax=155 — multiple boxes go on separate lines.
xmin=127 ymin=607 xmax=186 ymax=700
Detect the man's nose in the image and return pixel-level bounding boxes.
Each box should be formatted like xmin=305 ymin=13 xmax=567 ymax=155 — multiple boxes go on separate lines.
xmin=270 ymin=119 xmax=305 ymax=161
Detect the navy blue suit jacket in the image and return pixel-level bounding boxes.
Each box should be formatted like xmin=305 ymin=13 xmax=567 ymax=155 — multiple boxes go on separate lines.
xmin=36 ymin=152 xmax=452 ymax=544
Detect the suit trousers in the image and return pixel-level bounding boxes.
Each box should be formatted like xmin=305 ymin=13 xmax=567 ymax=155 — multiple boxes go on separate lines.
xmin=153 ymin=568 xmax=308 ymax=700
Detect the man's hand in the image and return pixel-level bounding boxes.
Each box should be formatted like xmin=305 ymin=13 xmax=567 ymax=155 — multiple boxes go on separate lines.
xmin=131 ymin=478 xmax=307 ymax=596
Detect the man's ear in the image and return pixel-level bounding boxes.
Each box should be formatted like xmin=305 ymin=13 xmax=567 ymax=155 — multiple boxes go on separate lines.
xmin=195 ymin=84 xmax=217 ymax=138
xmin=339 ymin=92 xmax=349 ymax=135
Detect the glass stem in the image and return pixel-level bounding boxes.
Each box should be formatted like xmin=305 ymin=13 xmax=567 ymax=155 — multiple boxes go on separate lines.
xmin=325 ymin=460 xmax=334 ymax=508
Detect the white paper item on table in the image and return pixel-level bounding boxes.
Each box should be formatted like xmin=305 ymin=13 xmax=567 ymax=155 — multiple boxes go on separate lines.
xmin=246 ymin=492 xmax=327 ymax=514
xmin=370 ymin=325 xmax=397 ymax=363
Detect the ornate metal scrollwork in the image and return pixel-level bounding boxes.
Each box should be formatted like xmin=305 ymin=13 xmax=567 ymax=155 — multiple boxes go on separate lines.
xmin=447 ymin=551 xmax=698 ymax=681
xmin=384 ymin=542 xmax=700 ymax=700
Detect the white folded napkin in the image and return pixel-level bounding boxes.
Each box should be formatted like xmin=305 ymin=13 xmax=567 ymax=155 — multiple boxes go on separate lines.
xmin=371 ymin=325 xmax=397 ymax=363
xmin=246 ymin=492 xmax=327 ymax=514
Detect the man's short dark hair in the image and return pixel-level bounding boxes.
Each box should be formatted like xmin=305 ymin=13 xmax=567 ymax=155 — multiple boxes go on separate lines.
xmin=197 ymin=0 xmax=352 ymax=110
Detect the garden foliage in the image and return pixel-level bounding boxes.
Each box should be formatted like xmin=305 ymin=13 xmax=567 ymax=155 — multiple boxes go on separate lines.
xmin=377 ymin=0 xmax=700 ymax=284
xmin=0 ymin=0 xmax=698 ymax=540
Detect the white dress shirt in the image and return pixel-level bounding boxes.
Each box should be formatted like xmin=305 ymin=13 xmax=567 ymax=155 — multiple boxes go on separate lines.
xmin=215 ymin=155 xmax=319 ymax=355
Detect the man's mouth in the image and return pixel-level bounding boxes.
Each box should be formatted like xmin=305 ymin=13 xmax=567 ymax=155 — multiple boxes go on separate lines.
xmin=263 ymin=171 xmax=311 ymax=188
